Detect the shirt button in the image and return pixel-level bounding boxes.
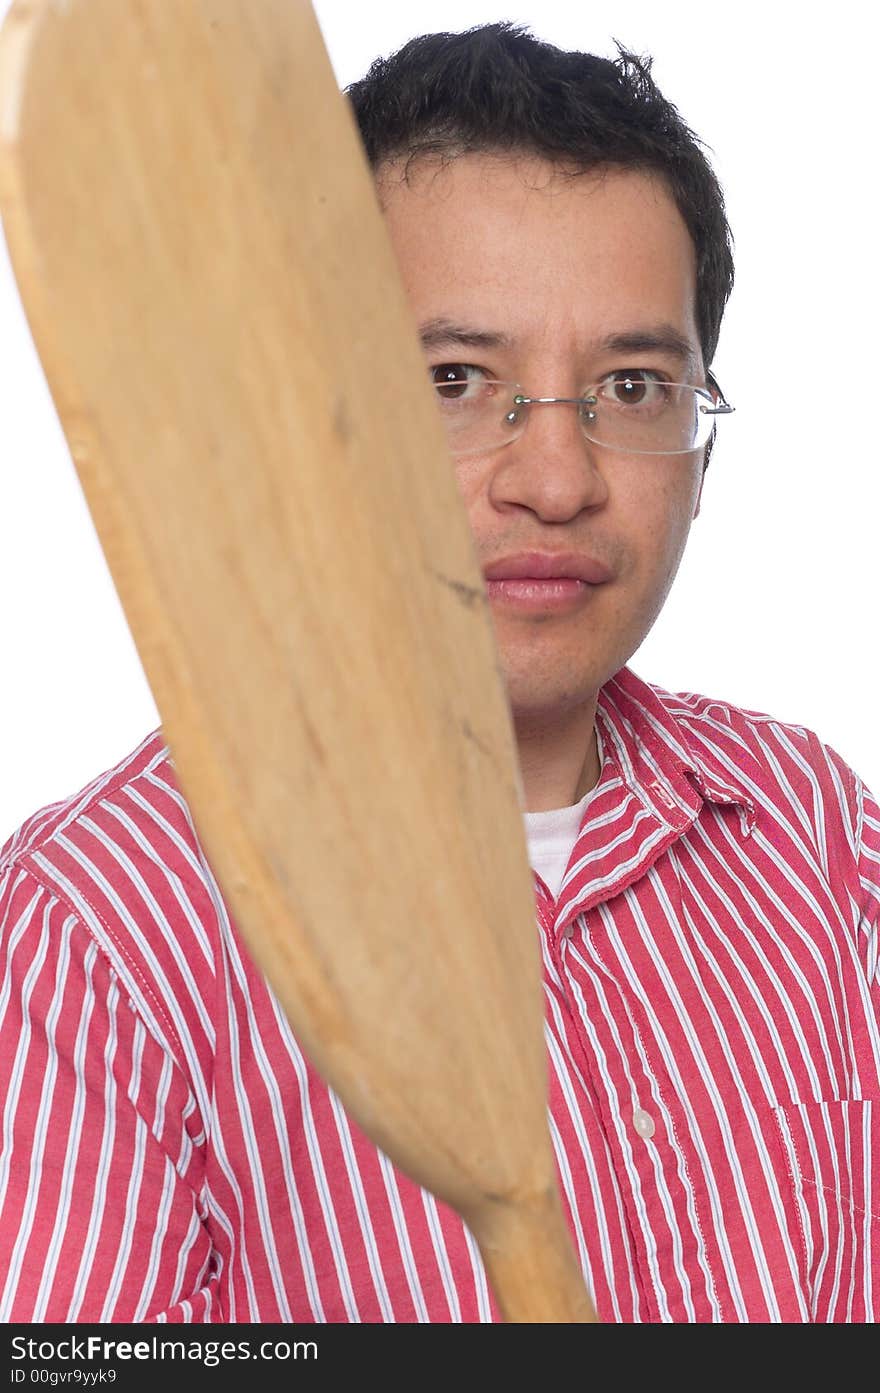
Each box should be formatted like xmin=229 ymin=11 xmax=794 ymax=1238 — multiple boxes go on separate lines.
xmin=649 ymin=780 xmax=676 ymax=810
xmin=632 ymin=1107 xmax=656 ymax=1140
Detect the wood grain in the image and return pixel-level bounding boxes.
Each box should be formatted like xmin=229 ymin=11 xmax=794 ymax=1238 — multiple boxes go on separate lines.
xmin=0 ymin=0 xmax=597 ymax=1322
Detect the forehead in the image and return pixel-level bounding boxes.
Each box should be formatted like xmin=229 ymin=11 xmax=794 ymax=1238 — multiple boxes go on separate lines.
xmin=378 ymin=154 xmax=700 ymax=363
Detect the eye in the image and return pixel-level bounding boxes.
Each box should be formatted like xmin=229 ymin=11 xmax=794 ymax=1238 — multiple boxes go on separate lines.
xmin=430 ymin=363 xmax=489 ymax=400
xmin=601 ymin=369 xmax=669 ymax=406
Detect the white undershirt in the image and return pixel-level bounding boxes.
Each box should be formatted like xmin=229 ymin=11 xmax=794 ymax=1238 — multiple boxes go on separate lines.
xmin=523 ymin=728 xmax=605 ymax=899
xmin=524 ymin=790 xmax=595 ymax=899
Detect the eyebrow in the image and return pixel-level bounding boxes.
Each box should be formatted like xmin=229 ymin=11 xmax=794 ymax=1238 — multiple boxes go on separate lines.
xmin=596 ymin=326 xmax=699 ymax=372
xmin=417 ymin=318 xmax=514 ymax=352
xmin=418 ymin=318 xmax=699 ymax=370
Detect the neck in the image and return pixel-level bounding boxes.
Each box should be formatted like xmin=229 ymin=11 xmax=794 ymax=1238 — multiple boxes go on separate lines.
xmin=515 ymin=698 xmax=601 ymax=813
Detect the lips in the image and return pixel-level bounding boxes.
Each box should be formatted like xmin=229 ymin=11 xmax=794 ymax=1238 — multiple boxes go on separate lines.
xmin=482 ymin=551 xmax=613 ymax=585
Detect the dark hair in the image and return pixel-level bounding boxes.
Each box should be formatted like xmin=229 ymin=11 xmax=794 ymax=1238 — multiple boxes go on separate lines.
xmin=346 ymin=22 xmax=734 ymax=368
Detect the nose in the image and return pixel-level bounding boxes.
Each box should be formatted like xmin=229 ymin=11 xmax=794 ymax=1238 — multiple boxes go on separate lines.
xmin=487 ymin=396 xmax=610 ymax=522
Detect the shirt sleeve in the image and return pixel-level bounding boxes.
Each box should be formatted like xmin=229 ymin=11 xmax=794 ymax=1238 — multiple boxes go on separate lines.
xmin=0 ymin=866 xmax=217 ymax=1321
xmin=823 ymin=740 xmax=880 ymax=994
xmin=855 ymin=777 xmax=880 ymax=990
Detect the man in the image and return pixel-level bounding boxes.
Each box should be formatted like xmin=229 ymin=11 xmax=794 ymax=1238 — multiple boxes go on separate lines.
xmin=0 ymin=23 xmax=877 ymax=1324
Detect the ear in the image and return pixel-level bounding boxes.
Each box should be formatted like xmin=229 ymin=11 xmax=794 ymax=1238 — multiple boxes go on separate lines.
xmin=693 ymin=469 xmax=705 ymax=520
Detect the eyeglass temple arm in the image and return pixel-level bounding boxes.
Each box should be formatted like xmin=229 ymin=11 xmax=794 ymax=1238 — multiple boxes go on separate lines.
xmin=704 ymin=370 xmax=735 ymax=415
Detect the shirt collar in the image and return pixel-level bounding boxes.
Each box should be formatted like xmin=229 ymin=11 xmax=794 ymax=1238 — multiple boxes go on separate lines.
xmin=596 ymin=666 xmax=758 ymax=837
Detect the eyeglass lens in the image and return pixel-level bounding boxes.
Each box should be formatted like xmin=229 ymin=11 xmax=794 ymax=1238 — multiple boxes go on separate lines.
xmin=434 ymin=377 xmax=722 ymax=457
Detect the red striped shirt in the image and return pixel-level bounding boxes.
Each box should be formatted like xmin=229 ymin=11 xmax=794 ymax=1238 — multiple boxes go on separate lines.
xmin=1 ymin=665 xmax=878 ymax=1323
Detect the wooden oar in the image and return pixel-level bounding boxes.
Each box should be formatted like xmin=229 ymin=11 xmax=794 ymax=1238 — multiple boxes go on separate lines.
xmin=0 ymin=0 xmax=597 ymax=1323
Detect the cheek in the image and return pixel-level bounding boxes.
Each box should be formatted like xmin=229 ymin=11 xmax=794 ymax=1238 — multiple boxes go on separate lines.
xmin=634 ymin=470 xmax=702 ymax=584
xmin=452 ymin=457 xmax=487 ymax=517
xmin=614 ymin=458 xmax=696 ymax=571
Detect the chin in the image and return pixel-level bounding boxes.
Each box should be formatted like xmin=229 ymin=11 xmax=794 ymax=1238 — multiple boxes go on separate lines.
xmin=504 ymin=668 xmax=610 ymax=720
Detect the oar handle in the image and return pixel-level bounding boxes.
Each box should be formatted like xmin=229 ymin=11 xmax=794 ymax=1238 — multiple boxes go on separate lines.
xmin=468 ymin=1187 xmax=600 ymax=1323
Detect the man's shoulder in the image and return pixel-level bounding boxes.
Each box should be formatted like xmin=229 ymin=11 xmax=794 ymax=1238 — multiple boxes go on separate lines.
xmin=612 ymin=665 xmax=846 ymax=759
xmin=0 ymin=729 xmax=180 ymax=875
xmin=0 ymin=731 xmax=232 ymax=1063
xmin=654 ymin=681 xmax=817 ymax=750
xmin=604 ymin=666 xmax=866 ymax=831
xmin=654 ymin=679 xmax=851 ymax=778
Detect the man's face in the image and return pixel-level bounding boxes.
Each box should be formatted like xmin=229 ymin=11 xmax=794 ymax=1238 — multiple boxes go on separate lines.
xmin=380 ymin=154 xmax=706 ymax=730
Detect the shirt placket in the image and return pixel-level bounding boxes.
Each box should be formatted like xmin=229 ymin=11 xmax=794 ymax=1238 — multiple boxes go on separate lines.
xmin=541 ymin=775 xmax=724 ymax=1321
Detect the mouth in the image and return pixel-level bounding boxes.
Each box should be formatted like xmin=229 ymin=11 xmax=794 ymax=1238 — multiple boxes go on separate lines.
xmin=482 ymin=551 xmax=612 ymax=612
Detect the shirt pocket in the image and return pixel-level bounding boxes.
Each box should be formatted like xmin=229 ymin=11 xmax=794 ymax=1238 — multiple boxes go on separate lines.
xmin=771 ymin=1099 xmax=879 ymax=1322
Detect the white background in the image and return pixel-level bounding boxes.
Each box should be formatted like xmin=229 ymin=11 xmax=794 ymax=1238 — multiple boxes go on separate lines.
xmin=1 ymin=0 xmax=877 ymax=845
